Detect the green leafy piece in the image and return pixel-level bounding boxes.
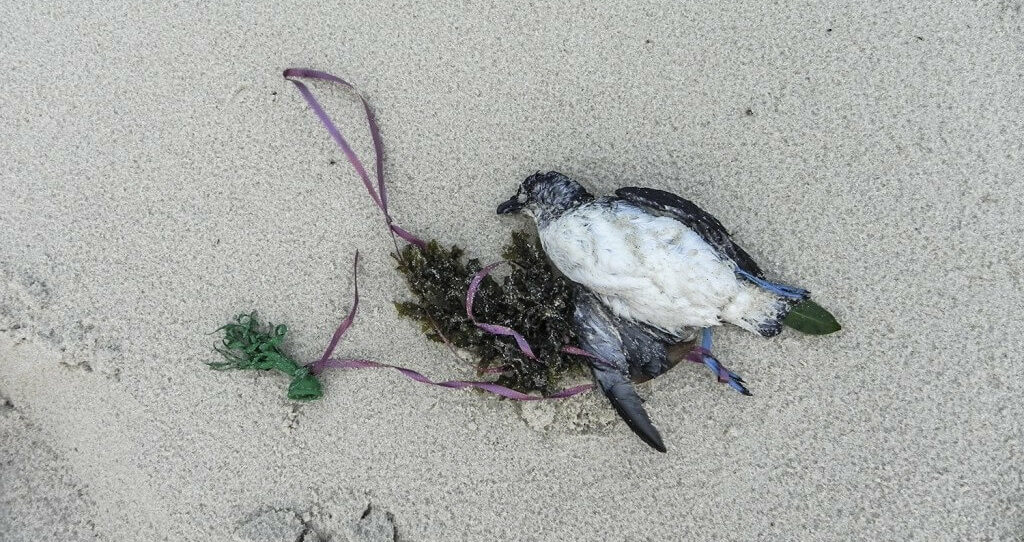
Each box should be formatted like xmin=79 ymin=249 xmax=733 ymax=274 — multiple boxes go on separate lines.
xmin=783 ymin=300 xmax=841 ymax=335
xmin=210 ymin=312 xmax=324 ymax=401
xmin=287 ymin=369 xmax=324 ymax=401
xmin=394 ymin=230 xmax=584 ymax=395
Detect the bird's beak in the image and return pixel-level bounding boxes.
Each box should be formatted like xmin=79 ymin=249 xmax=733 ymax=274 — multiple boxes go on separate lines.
xmin=496 ymin=195 xmax=525 ymax=215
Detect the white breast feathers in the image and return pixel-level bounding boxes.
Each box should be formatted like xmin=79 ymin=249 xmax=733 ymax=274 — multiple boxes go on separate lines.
xmin=538 ymin=201 xmax=777 ymax=335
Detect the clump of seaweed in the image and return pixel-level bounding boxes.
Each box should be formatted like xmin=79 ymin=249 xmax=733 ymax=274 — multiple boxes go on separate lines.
xmin=394 ymin=230 xmax=584 ymax=395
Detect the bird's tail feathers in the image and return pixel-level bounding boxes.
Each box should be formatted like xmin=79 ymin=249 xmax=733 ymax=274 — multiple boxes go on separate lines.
xmin=756 ymin=289 xmax=809 ymax=338
xmin=729 ymin=270 xmax=810 ymax=337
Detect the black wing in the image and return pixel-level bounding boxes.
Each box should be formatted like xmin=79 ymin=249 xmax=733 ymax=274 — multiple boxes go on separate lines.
xmin=573 ymin=288 xmax=670 ymax=453
xmin=615 ymin=186 xmax=764 ymax=278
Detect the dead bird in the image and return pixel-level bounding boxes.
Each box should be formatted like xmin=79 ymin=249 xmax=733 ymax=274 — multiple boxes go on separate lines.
xmin=498 ymin=171 xmax=810 ymax=451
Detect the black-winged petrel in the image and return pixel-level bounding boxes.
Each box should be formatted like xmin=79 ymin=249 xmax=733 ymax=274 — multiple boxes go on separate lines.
xmin=498 ymin=171 xmax=810 ymax=451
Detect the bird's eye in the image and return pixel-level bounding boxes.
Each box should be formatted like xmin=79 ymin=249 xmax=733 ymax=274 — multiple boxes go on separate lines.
xmin=517 ymin=192 xmax=528 ymax=203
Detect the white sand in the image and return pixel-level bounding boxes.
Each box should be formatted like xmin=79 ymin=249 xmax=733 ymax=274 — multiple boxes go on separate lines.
xmin=2 ymin=1 xmax=1023 ymax=540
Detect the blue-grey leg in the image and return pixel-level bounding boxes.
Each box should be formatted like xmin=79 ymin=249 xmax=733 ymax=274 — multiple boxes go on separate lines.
xmin=695 ymin=327 xmax=751 ymax=396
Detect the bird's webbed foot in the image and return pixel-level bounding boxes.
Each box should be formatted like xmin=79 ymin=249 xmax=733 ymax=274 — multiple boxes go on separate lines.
xmin=686 ymin=327 xmax=752 ymax=396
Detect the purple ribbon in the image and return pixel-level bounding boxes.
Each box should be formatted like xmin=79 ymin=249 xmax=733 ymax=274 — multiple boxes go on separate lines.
xmin=465 ymin=262 xmax=539 ymax=360
xmin=308 ymin=252 xmax=594 ymax=400
xmin=310 ymin=251 xmax=361 ymax=375
xmin=317 ymin=358 xmax=593 ymax=400
xmin=561 ymin=345 xmax=618 ymax=372
xmin=284 ymin=69 xmax=600 ymax=400
xmin=283 ymin=68 xmax=425 ymax=249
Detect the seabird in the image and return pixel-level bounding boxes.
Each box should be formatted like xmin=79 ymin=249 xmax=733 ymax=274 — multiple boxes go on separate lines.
xmin=498 ymin=171 xmax=810 ymax=451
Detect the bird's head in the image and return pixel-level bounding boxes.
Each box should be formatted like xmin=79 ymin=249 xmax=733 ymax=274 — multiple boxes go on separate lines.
xmin=496 ymin=171 xmax=593 ymax=224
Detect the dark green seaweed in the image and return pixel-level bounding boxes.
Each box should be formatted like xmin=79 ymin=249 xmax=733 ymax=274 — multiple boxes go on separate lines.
xmin=394 ymin=230 xmax=584 ymax=395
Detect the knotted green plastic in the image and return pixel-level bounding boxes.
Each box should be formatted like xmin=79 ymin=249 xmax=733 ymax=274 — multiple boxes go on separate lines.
xmin=210 ymin=312 xmax=323 ymax=401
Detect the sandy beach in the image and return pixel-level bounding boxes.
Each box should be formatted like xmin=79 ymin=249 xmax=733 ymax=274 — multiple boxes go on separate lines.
xmin=2 ymin=1 xmax=1023 ymax=540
